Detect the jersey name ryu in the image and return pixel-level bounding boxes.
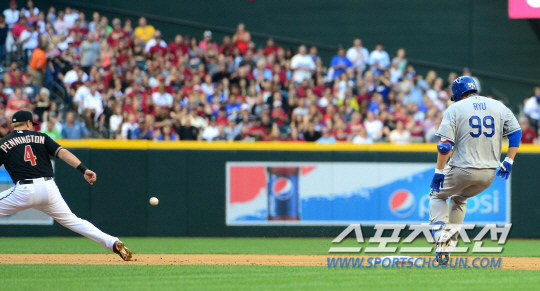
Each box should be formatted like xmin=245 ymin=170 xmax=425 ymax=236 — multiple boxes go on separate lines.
xmin=473 ymin=103 xmax=486 ymax=110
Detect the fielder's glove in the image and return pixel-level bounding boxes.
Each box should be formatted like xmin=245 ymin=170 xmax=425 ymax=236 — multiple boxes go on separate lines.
xmin=496 ymin=157 xmax=513 ymax=180
xmin=430 ymin=169 xmax=445 ymax=193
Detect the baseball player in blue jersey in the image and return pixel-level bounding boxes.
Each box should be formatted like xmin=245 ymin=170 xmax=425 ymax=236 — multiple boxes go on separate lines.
xmin=429 ymin=76 xmax=521 ymax=265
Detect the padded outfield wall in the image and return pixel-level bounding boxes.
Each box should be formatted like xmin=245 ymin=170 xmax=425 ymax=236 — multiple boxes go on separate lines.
xmin=0 ymin=141 xmax=539 ymax=238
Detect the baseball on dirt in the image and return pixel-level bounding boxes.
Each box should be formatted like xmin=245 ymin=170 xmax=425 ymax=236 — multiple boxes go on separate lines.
xmin=149 ymin=197 xmax=159 ymax=206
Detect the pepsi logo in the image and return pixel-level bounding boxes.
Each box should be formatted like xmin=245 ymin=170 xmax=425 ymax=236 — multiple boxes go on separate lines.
xmin=389 ymin=190 xmax=416 ymax=218
xmin=272 ymin=177 xmax=294 ymax=200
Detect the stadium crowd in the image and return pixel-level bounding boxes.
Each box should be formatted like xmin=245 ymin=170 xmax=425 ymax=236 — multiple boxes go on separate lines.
xmin=1 ymin=1 xmax=538 ymax=144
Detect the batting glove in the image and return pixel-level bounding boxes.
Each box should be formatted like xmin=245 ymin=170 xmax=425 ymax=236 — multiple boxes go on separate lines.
xmin=430 ymin=169 xmax=445 ymax=193
xmin=496 ymin=157 xmax=513 ymax=180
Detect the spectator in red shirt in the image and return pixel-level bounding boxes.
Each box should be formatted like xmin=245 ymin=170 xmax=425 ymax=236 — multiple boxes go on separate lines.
xmin=248 ymin=117 xmax=268 ymax=140
xmin=271 ymin=100 xmax=288 ymax=126
xmin=138 ymin=92 xmax=154 ymax=116
xmin=312 ymin=77 xmax=327 ymax=97
xmin=107 ymin=18 xmax=131 ymax=49
xmin=520 ymin=119 xmax=537 ymax=144
xmin=151 ymin=75 xmax=174 ymax=94
xmin=6 ymin=61 xmax=25 ymax=86
xmin=219 ymin=35 xmax=233 ymax=55
xmin=121 ymin=97 xmax=137 ymax=116
xmin=232 ymin=23 xmax=250 ymax=55
xmin=272 ymin=62 xmax=287 ymax=85
xmin=169 ymin=34 xmax=189 ymax=57
xmin=127 ymin=81 xmax=147 ymax=100
xmin=332 ymin=119 xmax=349 ymax=141
xmin=263 ymin=38 xmax=281 ymax=56
xmin=148 ymin=41 xmax=167 ymax=58
xmin=405 ymin=114 xmax=424 ymax=143
xmin=296 ymin=79 xmax=312 ymax=98
xmin=322 ymin=104 xmax=335 ymax=125
xmin=347 ymin=112 xmax=364 ymax=137
xmin=102 ymin=63 xmax=122 ymax=89
xmin=7 ymin=87 xmax=30 ymax=116
xmin=12 ymin=69 xmax=27 ymax=87
xmin=356 ymin=85 xmax=371 ymax=107
xmin=216 ymin=108 xmax=229 ymax=126
xmin=12 ymin=16 xmax=28 ymax=41
xmin=68 ymin=18 xmax=88 ymax=47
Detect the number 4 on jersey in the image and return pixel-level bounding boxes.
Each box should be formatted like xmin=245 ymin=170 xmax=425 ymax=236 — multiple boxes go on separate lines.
xmin=24 ymin=145 xmax=37 ymax=166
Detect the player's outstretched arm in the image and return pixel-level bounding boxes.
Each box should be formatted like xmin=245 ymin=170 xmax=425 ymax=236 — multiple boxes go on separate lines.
xmin=497 ymin=130 xmax=521 ymax=180
xmin=57 ymin=148 xmax=97 ymax=185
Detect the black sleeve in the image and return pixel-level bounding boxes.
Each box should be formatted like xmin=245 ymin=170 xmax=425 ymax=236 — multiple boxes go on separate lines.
xmin=44 ymin=134 xmax=63 ymax=158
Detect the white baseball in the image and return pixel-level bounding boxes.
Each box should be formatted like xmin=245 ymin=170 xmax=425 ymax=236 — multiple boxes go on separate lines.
xmin=149 ymin=197 xmax=159 ymax=206
xmin=527 ymin=0 xmax=540 ymax=8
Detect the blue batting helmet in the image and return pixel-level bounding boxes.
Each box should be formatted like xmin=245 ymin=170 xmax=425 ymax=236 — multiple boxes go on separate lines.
xmin=451 ymin=76 xmax=477 ymax=101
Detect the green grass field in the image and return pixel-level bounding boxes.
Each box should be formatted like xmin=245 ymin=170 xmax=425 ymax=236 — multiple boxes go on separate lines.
xmin=1 ymin=265 xmax=539 ymax=291
xmin=0 ymin=237 xmax=539 ymax=290
xmin=2 ymin=237 xmax=540 ymax=256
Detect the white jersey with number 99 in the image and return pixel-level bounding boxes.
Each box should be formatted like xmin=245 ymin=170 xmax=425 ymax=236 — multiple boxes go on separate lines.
xmin=436 ymin=96 xmax=520 ymax=169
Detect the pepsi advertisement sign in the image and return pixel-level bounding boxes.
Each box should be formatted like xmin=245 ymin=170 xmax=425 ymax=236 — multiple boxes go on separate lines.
xmin=272 ymin=177 xmax=295 ymax=200
xmin=389 ymin=190 xmax=416 ymax=218
xmin=226 ymin=162 xmax=510 ymax=226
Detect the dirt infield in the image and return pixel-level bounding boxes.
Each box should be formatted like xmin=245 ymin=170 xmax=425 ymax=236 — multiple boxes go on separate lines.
xmin=0 ymin=254 xmax=539 ymax=270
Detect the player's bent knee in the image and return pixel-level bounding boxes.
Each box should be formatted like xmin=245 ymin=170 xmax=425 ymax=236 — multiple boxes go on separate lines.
xmin=450 ymin=196 xmax=467 ymax=205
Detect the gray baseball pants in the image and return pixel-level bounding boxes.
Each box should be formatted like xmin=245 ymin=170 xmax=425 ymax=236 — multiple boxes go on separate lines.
xmin=429 ymin=167 xmax=496 ymax=225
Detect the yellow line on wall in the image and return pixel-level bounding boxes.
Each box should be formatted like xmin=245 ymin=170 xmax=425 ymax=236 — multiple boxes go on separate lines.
xmin=56 ymin=140 xmax=540 ymax=153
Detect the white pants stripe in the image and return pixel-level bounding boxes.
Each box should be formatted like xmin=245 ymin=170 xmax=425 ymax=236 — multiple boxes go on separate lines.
xmin=0 ymin=178 xmax=118 ymax=252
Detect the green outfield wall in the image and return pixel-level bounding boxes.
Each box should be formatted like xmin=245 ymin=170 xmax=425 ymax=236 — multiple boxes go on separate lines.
xmin=0 ymin=142 xmax=538 ymax=238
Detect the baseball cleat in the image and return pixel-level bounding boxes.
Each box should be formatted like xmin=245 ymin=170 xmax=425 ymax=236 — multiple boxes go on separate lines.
xmin=113 ymin=240 xmax=132 ymax=261
xmin=435 ymin=252 xmax=450 ymax=266
xmin=434 ymin=231 xmax=451 ymax=266
xmin=431 ymin=222 xmax=451 ymax=266
xmin=434 ymin=232 xmax=451 ymax=266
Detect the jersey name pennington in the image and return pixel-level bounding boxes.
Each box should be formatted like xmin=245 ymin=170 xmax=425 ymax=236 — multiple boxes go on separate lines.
xmin=0 ymin=135 xmax=46 ymax=153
